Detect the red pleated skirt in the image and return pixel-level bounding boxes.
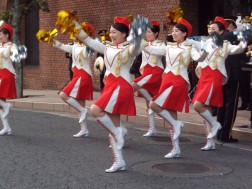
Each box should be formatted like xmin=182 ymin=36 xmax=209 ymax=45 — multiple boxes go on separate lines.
xmin=132 ymin=64 xmax=163 ymax=96
xmin=192 ymin=66 xmax=223 ymax=107
xmin=62 ymin=67 xmax=93 ymax=100
xmin=95 ymin=74 xmax=136 ymax=116
xmin=153 ymin=72 xmax=189 ymax=113
xmin=0 ymin=69 xmax=17 ymax=99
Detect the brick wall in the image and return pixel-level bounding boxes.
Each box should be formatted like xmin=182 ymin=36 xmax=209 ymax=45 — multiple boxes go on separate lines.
xmin=23 ymin=0 xmax=199 ymax=91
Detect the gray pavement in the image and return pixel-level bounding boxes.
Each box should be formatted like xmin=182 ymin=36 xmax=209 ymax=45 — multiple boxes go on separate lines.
xmin=8 ymin=89 xmax=252 ymax=142
xmin=0 ymin=109 xmax=252 ymax=189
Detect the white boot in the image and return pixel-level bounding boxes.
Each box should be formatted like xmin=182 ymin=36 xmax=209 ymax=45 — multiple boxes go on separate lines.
xmin=200 ymin=110 xmax=221 ymax=139
xmin=96 ymin=114 xmax=124 ymax=149
xmin=0 ymin=100 xmax=12 ymax=118
xmin=106 ymin=134 xmax=126 ymax=173
xmin=158 ymin=109 xmax=184 ymax=140
xmin=66 ymin=98 xmax=88 ymax=124
xmin=120 ymin=123 xmax=127 ymax=137
xmin=108 ymin=123 xmax=127 ymax=148
xmin=143 ymin=109 xmax=156 ymax=137
xmin=201 ymin=120 xmax=215 ymax=151
xmin=73 ymin=118 xmax=89 ymax=137
xmin=164 ymin=125 xmax=180 ymax=158
xmin=0 ymin=111 xmax=12 ymax=136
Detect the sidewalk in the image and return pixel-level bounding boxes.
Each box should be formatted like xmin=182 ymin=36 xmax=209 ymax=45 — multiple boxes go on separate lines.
xmin=7 ymin=89 xmax=252 ymax=142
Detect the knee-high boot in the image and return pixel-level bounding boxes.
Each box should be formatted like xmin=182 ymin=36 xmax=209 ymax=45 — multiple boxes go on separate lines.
xmin=164 ymin=124 xmax=180 ymax=158
xmin=143 ymin=108 xmax=156 ymax=137
xmin=200 ymin=110 xmax=221 ymax=139
xmin=96 ymin=114 xmax=124 ymax=149
xmin=0 ymin=110 xmax=12 ymax=136
xmin=158 ymin=109 xmax=184 ymax=140
xmin=106 ymin=134 xmax=126 ymax=173
xmin=0 ymin=100 xmax=12 ymax=118
xmin=201 ymin=120 xmax=215 ymax=150
xmin=66 ymin=98 xmax=88 ymax=124
xmin=73 ymin=117 xmax=89 ymax=137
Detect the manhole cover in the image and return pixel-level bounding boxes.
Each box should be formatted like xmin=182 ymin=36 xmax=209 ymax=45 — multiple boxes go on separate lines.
xmin=132 ymin=160 xmax=233 ymax=178
xmin=152 ymin=163 xmax=210 ymax=173
xmin=148 ymin=136 xmax=190 ymax=142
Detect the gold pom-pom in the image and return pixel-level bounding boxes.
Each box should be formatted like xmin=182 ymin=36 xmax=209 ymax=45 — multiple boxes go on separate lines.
xmin=36 ymin=28 xmax=58 ymax=43
xmin=55 ymin=10 xmax=79 ymax=39
xmin=167 ymin=7 xmax=184 ymax=25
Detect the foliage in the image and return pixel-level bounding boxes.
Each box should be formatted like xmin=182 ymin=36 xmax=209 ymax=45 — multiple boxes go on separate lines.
xmin=0 ymin=0 xmax=49 ymax=22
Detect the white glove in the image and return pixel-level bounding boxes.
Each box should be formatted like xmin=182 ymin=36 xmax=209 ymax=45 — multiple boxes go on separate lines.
xmin=0 ymin=20 xmax=4 ymax=27
xmin=74 ymin=21 xmax=87 ymax=38
xmin=240 ymin=41 xmax=247 ymax=49
xmin=201 ymin=38 xmax=216 ymax=53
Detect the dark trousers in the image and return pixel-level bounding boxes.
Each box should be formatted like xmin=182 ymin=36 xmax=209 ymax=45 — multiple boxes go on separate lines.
xmin=217 ymin=80 xmax=239 ymax=140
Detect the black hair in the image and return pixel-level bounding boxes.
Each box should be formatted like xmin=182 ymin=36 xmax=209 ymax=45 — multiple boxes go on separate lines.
xmin=0 ymin=28 xmax=11 ymax=40
xmin=148 ymin=25 xmax=160 ymax=38
xmin=210 ymin=21 xmax=225 ymax=33
xmin=111 ymin=23 xmax=129 ymax=37
xmin=174 ymin=23 xmax=188 ymax=39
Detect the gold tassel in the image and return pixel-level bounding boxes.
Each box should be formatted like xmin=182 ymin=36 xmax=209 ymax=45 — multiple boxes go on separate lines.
xmin=115 ymin=47 xmax=129 ymax=75
xmin=78 ymin=58 xmax=83 ymax=66
xmin=151 ymin=55 xmax=157 ymax=64
xmin=212 ymin=60 xmax=218 ymax=69
xmin=0 ymin=61 xmax=2 ymax=69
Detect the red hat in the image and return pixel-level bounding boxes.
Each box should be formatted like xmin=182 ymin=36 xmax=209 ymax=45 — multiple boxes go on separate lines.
xmin=82 ymin=21 xmax=95 ymax=37
xmin=177 ymin=18 xmax=192 ymax=36
xmin=1 ymin=23 xmax=13 ymax=37
xmin=214 ymin=16 xmax=227 ymax=30
xmin=114 ymin=16 xmax=131 ymax=29
xmin=151 ymin=20 xmax=160 ymax=27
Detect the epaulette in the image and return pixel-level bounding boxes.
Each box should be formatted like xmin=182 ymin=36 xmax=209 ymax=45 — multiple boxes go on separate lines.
xmin=123 ymin=41 xmax=130 ymax=46
xmin=167 ymin=42 xmax=176 ymax=46
xmin=105 ymin=41 xmax=114 ymax=46
xmin=184 ymin=42 xmax=192 ymax=46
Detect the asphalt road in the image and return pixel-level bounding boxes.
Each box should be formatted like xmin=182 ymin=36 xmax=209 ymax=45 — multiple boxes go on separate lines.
xmin=0 ymin=110 xmax=252 ymax=189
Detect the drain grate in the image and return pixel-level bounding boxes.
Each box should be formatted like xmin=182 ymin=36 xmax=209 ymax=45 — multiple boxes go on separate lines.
xmin=152 ymin=163 xmax=210 ymax=173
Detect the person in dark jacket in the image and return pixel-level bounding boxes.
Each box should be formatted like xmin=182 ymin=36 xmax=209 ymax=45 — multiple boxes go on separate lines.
xmin=217 ymin=17 xmax=243 ymax=142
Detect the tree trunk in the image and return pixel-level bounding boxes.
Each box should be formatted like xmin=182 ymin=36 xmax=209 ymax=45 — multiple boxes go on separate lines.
xmin=12 ymin=0 xmax=23 ymax=98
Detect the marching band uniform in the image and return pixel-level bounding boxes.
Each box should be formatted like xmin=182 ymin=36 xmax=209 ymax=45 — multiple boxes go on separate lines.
xmin=192 ymin=16 xmax=246 ymax=149
xmin=0 ymin=23 xmax=18 ymax=136
xmin=132 ymin=21 xmax=165 ymax=137
xmin=52 ymin=22 xmax=96 ymax=137
xmin=75 ymin=16 xmax=138 ymax=172
xmin=142 ymin=18 xmax=207 ymax=158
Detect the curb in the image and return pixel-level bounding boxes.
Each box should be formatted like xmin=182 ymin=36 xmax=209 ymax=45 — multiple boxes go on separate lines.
xmin=8 ymin=100 xmax=252 ymax=143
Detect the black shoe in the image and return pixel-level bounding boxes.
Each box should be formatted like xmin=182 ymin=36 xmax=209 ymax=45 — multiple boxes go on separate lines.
xmin=238 ymin=105 xmax=247 ymax=110
xmin=220 ymin=138 xmax=238 ymax=143
xmin=246 ymin=104 xmax=251 ymax=111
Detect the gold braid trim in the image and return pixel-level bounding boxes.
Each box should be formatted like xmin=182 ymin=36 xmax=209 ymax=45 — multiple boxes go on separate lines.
xmin=151 ymin=41 xmax=163 ymax=64
xmin=79 ymin=45 xmax=89 ymax=66
xmin=0 ymin=44 xmax=12 ymax=68
xmin=177 ymin=46 xmax=192 ymax=74
xmin=115 ymin=45 xmax=129 ymax=75
xmin=211 ymin=42 xmax=228 ymax=69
